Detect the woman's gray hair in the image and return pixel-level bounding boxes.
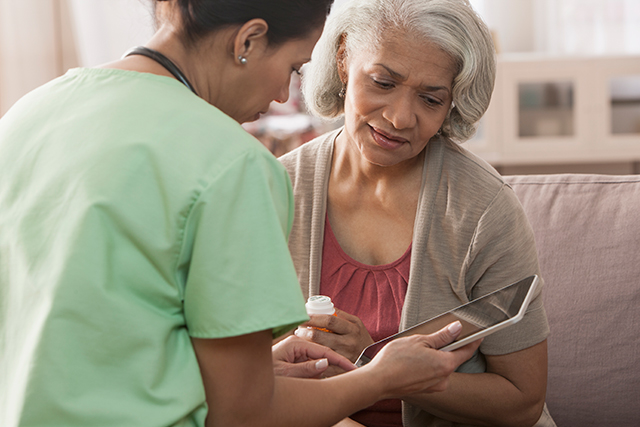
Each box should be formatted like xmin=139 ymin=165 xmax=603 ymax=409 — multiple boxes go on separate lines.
xmin=302 ymin=0 xmax=496 ymax=142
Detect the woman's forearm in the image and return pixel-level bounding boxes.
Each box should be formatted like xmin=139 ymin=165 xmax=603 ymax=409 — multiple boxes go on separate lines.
xmin=402 ymin=371 xmax=543 ymax=427
xmin=402 ymin=341 xmax=548 ymax=427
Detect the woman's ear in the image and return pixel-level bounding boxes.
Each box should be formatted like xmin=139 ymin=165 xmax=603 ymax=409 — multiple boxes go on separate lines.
xmin=336 ymin=33 xmax=348 ymax=84
xmin=232 ymin=18 xmax=269 ymax=65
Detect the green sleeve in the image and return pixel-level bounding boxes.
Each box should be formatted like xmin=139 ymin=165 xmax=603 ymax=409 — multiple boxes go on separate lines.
xmin=182 ymin=148 xmax=308 ymax=339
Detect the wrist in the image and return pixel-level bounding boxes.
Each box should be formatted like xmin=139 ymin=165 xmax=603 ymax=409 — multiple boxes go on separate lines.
xmin=357 ymin=363 xmax=393 ymax=401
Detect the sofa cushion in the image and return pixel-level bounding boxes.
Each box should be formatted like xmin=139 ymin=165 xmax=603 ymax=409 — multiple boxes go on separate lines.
xmin=504 ymin=174 xmax=640 ymax=427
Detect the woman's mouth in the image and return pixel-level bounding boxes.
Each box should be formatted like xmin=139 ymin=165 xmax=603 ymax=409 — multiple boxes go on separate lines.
xmin=369 ymin=126 xmax=409 ymax=150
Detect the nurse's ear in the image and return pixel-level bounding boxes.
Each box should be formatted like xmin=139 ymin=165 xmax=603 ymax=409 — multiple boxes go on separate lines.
xmin=231 ymin=18 xmax=269 ymax=66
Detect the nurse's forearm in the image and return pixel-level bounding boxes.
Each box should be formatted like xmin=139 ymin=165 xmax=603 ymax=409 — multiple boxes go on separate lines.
xmin=194 ymin=327 xmax=480 ymax=427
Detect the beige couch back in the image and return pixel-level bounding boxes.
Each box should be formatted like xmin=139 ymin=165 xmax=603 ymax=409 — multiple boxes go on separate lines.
xmin=504 ymin=174 xmax=640 ymax=426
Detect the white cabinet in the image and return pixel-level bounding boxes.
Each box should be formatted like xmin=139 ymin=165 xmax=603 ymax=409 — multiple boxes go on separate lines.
xmin=466 ymin=54 xmax=640 ymax=172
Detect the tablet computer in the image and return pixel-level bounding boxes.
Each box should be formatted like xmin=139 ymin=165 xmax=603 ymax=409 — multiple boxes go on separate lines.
xmin=355 ymin=275 xmax=540 ymax=367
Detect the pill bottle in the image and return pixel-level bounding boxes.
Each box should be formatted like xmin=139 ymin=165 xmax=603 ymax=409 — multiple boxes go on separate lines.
xmin=305 ymin=295 xmax=337 ymax=332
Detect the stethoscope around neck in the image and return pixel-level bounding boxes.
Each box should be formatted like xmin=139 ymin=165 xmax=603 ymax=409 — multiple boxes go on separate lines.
xmin=123 ymin=46 xmax=198 ymax=96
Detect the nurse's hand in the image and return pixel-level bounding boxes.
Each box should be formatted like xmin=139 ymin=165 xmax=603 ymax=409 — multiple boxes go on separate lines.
xmin=295 ymin=308 xmax=374 ymax=364
xmin=272 ymin=335 xmax=356 ymax=378
xmin=366 ymin=322 xmax=481 ymax=397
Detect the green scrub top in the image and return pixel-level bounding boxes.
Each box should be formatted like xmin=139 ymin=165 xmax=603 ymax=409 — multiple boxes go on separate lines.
xmin=0 ymin=68 xmax=308 ymax=426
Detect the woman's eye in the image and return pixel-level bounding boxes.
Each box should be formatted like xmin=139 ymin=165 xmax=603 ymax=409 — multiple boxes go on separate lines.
xmin=422 ymin=96 xmax=444 ymax=107
xmin=292 ymin=68 xmax=302 ymax=76
xmin=372 ymin=78 xmax=393 ymax=89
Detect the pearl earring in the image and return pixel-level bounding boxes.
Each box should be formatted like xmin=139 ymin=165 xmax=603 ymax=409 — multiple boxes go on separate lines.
xmin=338 ymin=84 xmax=346 ymax=98
xmin=238 ymin=55 xmax=248 ymax=65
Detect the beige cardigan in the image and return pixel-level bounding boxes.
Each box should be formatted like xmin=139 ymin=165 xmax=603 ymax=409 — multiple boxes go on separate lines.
xmin=279 ymin=129 xmax=554 ymax=427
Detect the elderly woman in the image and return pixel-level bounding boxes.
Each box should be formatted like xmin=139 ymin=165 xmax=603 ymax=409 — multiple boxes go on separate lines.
xmin=0 ymin=1 xmax=483 ymax=426
xmin=281 ymin=1 xmax=556 ymax=426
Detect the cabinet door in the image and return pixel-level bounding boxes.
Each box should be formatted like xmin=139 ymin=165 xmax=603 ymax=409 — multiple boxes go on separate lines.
xmin=498 ymin=57 xmax=594 ymax=165
xmin=595 ymin=57 xmax=640 ymax=158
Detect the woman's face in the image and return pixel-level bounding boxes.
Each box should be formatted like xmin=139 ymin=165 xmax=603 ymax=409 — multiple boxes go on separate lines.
xmin=230 ymin=27 xmax=323 ymax=124
xmin=339 ymin=33 xmax=457 ymax=168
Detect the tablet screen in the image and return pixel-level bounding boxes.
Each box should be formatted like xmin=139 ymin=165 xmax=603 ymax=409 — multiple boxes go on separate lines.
xmin=355 ymin=275 xmax=537 ymax=366
xmin=444 ymin=274 xmax=535 ymax=342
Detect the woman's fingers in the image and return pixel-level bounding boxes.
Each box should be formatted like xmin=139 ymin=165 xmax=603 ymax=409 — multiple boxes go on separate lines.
xmin=272 ymin=335 xmax=356 ymax=378
xmin=295 ymin=310 xmax=374 ymax=362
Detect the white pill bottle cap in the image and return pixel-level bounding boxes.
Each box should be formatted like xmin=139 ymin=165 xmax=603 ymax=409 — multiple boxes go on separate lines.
xmin=305 ymin=295 xmax=335 ymax=315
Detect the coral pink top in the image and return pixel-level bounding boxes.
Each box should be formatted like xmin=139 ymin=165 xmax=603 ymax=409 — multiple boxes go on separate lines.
xmin=320 ymin=214 xmax=410 ymax=427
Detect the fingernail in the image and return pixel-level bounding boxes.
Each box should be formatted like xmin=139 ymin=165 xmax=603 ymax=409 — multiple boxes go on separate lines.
xmin=448 ymin=321 xmax=462 ymax=335
xmin=294 ymin=328 xmax=303 ymax=337
xmin=315 ymin=358 xmax=328 ymax=370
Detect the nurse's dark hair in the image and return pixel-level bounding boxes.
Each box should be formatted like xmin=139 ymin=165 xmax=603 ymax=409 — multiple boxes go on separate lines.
xmin=154 ymin=0 xmax=334 ymax=46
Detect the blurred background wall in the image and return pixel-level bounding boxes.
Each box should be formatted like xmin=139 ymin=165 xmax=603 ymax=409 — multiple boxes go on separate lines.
xmin=3 ymin=0 xmax=639 ymax=115
xmin=1 ymin=0 xmax=639 ymax=173
xmin=0 ymin=0 xmax=153 ymax=115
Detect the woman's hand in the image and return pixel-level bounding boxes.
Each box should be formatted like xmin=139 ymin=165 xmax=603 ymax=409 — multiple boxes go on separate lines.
xmin=294 ymin=308 xmax=374 ymax=363
xmin=272 ymin=335 xmax=356 ymax=378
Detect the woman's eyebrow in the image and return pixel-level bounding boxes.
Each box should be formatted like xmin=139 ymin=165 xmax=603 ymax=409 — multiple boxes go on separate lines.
xmin=375 ymin=63 xmax=451 ymax=94
xmin=421 ymin=84 xmax=450 ymax=94
xmin=376 ymin=63 xmax=406 ymax=80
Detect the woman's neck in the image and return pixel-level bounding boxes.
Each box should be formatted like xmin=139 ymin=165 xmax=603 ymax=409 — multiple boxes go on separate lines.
xmin=331 ymin=128 xmax=426 ymax=195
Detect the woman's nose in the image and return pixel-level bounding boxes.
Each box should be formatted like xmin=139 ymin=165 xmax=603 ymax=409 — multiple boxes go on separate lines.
xmin=382 ymin=94 xmax=417 ymax=130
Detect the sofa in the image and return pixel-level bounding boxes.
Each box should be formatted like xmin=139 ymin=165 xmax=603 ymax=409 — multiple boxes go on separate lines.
xmin=503 ymin=174 xmax=640 ymax=427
